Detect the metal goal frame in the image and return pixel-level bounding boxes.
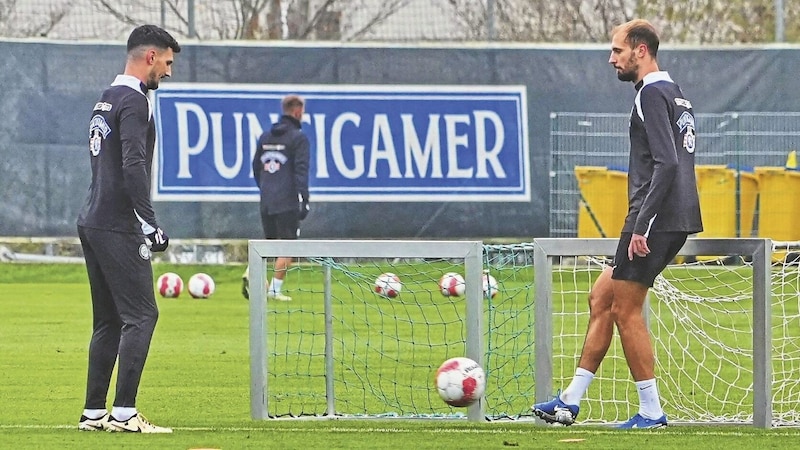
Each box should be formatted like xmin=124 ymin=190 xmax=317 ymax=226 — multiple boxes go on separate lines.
xmin=532 ymin=238 xmax=772 ymax=428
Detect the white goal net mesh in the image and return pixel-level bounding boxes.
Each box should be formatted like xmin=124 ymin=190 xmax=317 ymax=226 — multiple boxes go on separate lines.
xmin=251 ymin=239 xmax=799 ymax=425
xmin=548 ymin=241 xmax=799 ymax=425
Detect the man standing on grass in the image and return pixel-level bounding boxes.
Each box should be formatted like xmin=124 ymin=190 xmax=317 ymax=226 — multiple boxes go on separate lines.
xmin=242 ymin=95 xmax=311 ymax=301
xmin=77 ymin=24 xmax=180 ymax=434
xmin=532 ymin=19 xmax=702 ymax=429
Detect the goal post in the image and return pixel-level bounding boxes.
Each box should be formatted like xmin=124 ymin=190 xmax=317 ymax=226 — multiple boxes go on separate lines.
xmin=248 ymin=239 xmax=485 ymax=421
xmin=246 ymin=237 xmax=799 ymax=427
xmin=533 ymin=238 xmax=772 ymax=428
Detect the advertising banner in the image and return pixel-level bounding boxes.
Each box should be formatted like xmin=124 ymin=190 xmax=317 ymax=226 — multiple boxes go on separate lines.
xmin=152 ymin=84 xmax=529 ymax=202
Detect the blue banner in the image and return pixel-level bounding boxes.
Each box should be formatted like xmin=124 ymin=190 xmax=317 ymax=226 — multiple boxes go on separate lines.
xmin=152 ymin=84 xmax=529 ymax=202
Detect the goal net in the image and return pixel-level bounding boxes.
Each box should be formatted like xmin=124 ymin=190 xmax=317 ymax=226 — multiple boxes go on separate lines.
xmin=248 ymin=238 xmax=799 ymax=426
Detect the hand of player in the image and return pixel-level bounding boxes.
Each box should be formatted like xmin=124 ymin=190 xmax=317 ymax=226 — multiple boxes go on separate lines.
xmin=298 ymin=201 xmax=310 ymax=221
xmin=147 ymin=227 xmax=169 ymax=252
xmin=627 ymin=233 xmax=650 ymax=260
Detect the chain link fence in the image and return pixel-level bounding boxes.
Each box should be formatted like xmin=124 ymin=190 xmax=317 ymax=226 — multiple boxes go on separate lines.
xmin=0 ymin=0 xmax=470 ymax=41
xmin=550 ymin=112 xmax=800 ymax=239
xmin=1 ymin=0 xmax=795 ymax=43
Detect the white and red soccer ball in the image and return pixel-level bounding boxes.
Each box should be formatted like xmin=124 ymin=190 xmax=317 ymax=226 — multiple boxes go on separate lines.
xmin=439 ymin=272 xmax=466 ymax=297
xmin=483 ymin=273 xmax=499 ymax=299
xmin=187 ymin=272 xmax=215 ymax=299
xmin=374 ymin=272 xmax=402 ymax=298
xmin=156 ymin=272 xmax=183 ymax=298
xmin=435 ymin=356 xmax=486 ymax=407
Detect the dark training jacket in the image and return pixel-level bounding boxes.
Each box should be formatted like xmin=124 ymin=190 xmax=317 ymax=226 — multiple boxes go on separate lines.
xmin=624 ymin=71 xmax=703 ymax=237
xmin=252 ymin=115 xmax=310 ymax=215
xmin=78 ymin=74 xmax=160 ymax=235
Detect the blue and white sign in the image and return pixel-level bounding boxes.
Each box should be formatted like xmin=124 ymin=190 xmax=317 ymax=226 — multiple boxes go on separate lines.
xmin=152 ymin=84 xmax=529 ymax=202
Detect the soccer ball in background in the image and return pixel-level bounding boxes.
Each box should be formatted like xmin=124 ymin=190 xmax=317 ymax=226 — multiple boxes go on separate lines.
xmin=156 ymin=272 xmax=183 ymax=298
xmin=374 ymin=272 xmax=402 ymax=298
xmin=482 ymin=272 xmax=499 ymax=299
xmin=188 ymin=273 xmax=215 ymax=299
xmin=439 ymin=272 xmax=466 ymax=297
xmin=435 ymin=356 xmax=486 ymax=407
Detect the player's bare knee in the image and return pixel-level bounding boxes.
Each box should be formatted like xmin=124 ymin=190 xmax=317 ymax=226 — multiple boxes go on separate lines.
xmin=587 ymin=286 xmax=613 ymax=315
xmin=610 ymin=302 xmax=642 ymax=329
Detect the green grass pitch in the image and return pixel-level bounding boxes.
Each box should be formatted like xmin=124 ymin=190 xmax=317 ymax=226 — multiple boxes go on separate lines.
xmin=1 ymin=262 xmax=799 ymax=449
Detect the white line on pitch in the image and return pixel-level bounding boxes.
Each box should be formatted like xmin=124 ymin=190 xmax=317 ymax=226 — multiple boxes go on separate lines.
xmin=0 ymin=424 xmax=765 ymax=437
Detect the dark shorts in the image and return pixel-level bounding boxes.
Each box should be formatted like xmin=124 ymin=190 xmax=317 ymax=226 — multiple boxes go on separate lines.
xmin=261 ymin=209 xmax=299 ymax=240
xmin=612 ymin=232 xmax=688 ymax=287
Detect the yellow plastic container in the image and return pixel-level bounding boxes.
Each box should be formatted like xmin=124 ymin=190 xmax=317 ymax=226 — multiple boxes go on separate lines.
xmin=695 ymin=165 xmax=759 ymax=239
xmin=755 ymin=167 xmax=800 ymax=242
xmin=574 ymin=166 xmax=628 ymax=238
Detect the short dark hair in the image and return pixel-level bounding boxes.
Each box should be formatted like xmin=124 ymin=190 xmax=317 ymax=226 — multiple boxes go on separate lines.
xmin=127 ymin=25 xmax=181 ymax=54
xmin=613 ymin=19 xmax=659 ymax=59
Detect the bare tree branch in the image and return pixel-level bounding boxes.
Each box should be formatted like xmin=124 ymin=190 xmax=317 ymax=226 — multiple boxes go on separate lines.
xmin=347 ymin=0 xmax=410 ymax=41
xmin=298 ymin=0 xmax=336 ymax=39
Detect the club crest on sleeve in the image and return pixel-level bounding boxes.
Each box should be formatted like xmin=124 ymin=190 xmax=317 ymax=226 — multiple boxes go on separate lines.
xmin=676 ymin=111 xmax=695 ymax=132
xmin=676 ymin=111 xmax=696 ymax=154
xmin=89 ymin=115 xmax=111 ymax=157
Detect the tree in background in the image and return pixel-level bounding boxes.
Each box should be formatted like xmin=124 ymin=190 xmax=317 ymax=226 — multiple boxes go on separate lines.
xmin=0 ymin=0 xmax=71 ymax=37
xmin=96 ymin=0 xmax=410 ymax=41
xmin=445 ymin=0 xmax=633 ymax=42
xmin=444 ymin=0 xmax=800 ymax=44
xmin=0 ymin=0 xmax=798 ymax=43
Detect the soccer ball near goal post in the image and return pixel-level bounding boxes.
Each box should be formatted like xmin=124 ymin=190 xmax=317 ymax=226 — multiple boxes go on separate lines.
xmin=434 ymin=357 xmax=486 ymax=407
xmin=374 ymin=272 xmax=402 ymax=298
xmin=439 ymin=272 xmax=466 ymax=297
xmin=482 ymin=272 xmax=499 ymax=299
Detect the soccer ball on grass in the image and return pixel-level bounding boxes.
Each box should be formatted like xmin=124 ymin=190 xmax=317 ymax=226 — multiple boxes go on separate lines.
xmin=482 ymin=272 xmax=499 ymax=299
xmin=156 ymin=272 xmax=183 ymax=298
xmin=187 ymin=273 xmax=215 ymax=299
xmin=374 ymin=272 xmax=402 ymax=298
xmin=439 ymin=272 xmax=466 ymax=297
xmin=435 ymin=356 xmax=486 ymax=407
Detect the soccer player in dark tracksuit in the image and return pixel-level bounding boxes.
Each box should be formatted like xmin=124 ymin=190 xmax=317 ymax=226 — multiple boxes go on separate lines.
xmin=76 ymin=25 xmax=180 ymax=434
xmin=533 ymin=19 xmax=703 ymax=429
xmin=242 ymin=95 xmax=311 ymax=301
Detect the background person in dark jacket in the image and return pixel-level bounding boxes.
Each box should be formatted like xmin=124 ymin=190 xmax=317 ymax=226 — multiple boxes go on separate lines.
xmin=243 ymin=95 xmax=310 ymax=301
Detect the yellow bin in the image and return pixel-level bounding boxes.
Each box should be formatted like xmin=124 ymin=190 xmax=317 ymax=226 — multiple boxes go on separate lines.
xmin=695 ymin=165 xmax=759 ymax=238
xmin=756 ymin=167 xmax=800 ymax=242
xmin=574 ymin=166 xmax=628 ymax=238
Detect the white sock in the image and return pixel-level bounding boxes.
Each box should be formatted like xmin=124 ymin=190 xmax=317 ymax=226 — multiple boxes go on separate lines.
xmin=110 ymin=407 xmax=137 ymax=421
xmin=635 ymin=378 xmax=664 ymax=419
xmin=560 ymin=367 xmax=594 ymax=406
xmin=82 ymin=408 xmax=107 ymax=419
xmin=270 ymin=278 xmax=284 ymax=294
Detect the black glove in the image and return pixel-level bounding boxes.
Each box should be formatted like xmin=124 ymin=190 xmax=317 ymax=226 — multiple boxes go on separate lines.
xmin=147 ymin=227 xmax=169 ymax=252
xmin=298 ymin=201 xmax=310 ymax=221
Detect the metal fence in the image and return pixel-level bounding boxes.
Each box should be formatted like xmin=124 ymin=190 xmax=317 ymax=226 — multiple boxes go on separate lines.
xmin=550 ymin=112 xmax=800 ymax=238
xmin=0 ymin=0 xmax=480 ymax=41
xmin=1 ymin=1 xmax=791 ymax=43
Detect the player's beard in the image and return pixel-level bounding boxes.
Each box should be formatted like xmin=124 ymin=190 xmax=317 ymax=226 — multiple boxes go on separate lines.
xmin=616 ymin=54 xmax=638 ymax=82
xmin=145 ymin=72 xmax=162 ymax=90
